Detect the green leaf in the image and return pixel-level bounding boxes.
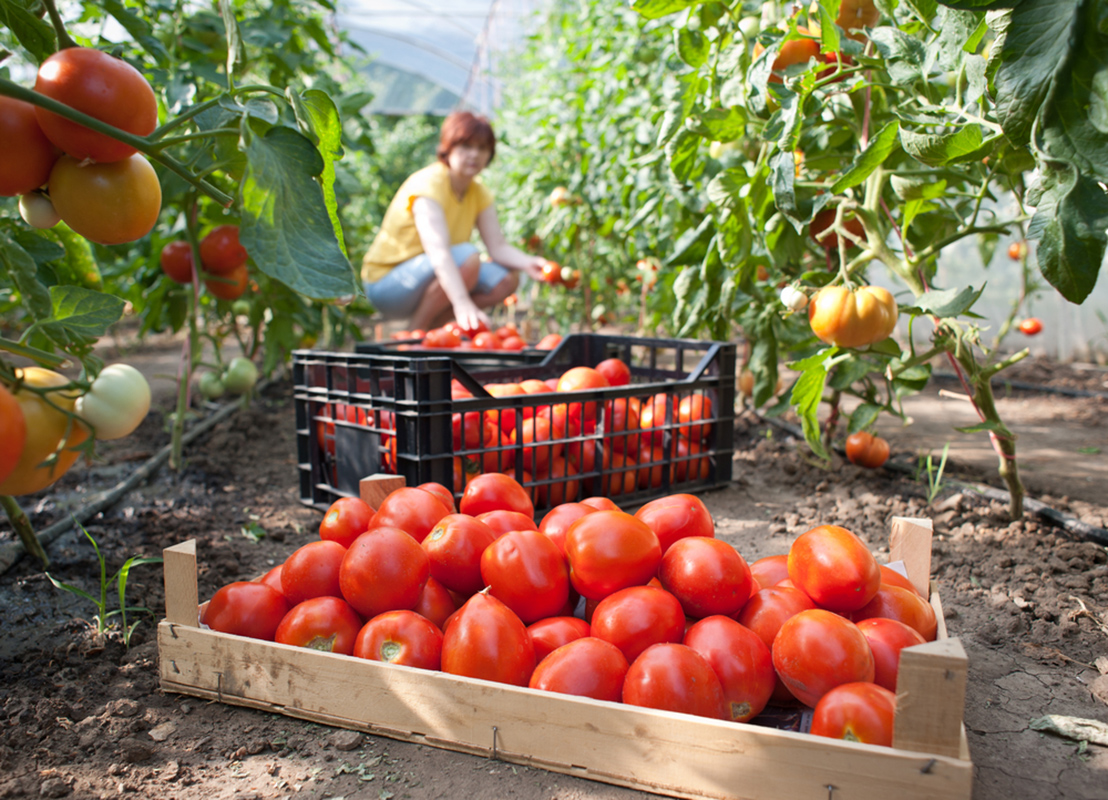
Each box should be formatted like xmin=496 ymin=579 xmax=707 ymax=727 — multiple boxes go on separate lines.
xmin=912 ymin=284 xmax=986 ymax=317
xmin=848 ymin=403 xmax=883 ymax=435
xmin=676 ymin=28 xmax=710 ymax=68
xmin=749 ymin=315 xmax=779 ymax=408
xmin=992 ymin=0 xmax=1083 ymax=147
xmin=899 ymin=125 xmax=985 ymax=167
xmin=1027 ymin=162 xmax=1108 ymax=304
xmin=954 ymin=419 xmax=1009 ymax=434
xmin=770 ymin=149 xmax=797 ymax=219
xmin=935 ymin=1 xmax=1012 ymax=9
xmin=100 ymin=0 xmax=170 ymax=66
xmin=868 ymin=27 xmax=927 ymax=85
xmin=39 ymin=286 xmax=126 ymax=345
xmin=697 ymin=107 xmax=747 ymax=142
xmin=906 ymin=0 xmax=940 ymax=21
xmin=0 ymin=233 xmax=51 ymax=319
xmin=666 ymin=215 xmax=714 ymax=266
xmin=788 ymin=347 xmax=836 ymax=461
xmin=239 ymin=126 xmax=357 ymax=299
xmin=631 ymin=0 xmax=696 ymax=20
xmin=666 ymin=129 xmax=703 ymax=183
xmin=220 ymin=0 xmax=241 ymax=82
xmin=293 ymin=89 xmax=348 ymax=259
xmin=0 ymin=0 xmax=56 ymax=61
xmin=831 ymin=121 xmax=901 ymax=193
xmin=707 ymin=168 xmax=747 ymax=209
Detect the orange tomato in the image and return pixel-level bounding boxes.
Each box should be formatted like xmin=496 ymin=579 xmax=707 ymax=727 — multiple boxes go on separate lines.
xmin=807 ymin=285 xmax=898 ymax=349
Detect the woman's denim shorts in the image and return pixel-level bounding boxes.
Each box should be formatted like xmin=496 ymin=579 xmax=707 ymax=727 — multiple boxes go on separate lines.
xmin=364 ymin=243 xmax=509 ymax=320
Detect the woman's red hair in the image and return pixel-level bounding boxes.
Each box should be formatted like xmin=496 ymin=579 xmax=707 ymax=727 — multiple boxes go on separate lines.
xmin=437 ymin=111 xmax=496 ymax=164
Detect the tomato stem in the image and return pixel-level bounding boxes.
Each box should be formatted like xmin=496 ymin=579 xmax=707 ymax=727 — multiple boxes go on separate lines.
xmin=41 ymin=0 xmax=78 ymax=51
xmin=0 ymin=496 xmax=49 ymax=568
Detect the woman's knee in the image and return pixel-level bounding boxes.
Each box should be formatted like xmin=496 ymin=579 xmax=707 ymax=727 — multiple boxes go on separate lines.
xmin=458 ymin=253 xmax=482 ymax=290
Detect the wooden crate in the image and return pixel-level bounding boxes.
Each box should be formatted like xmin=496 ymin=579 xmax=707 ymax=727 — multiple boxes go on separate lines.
xmin=158 ymin=488 xmax=973 ymax=800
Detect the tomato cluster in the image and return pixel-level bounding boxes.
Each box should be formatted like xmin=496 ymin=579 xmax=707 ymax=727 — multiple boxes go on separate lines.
xmin=203 ymin=481 xmax=934 ymax=745
xmin=160 ymin=225 xmax=252 ymax=300
xmin=539 ymin=260 xmax=582 ymax=290
xmin=3 ymin=47 xmax=162 ymax=245
xmin=388 ymin=322 xmax=562 ymax=352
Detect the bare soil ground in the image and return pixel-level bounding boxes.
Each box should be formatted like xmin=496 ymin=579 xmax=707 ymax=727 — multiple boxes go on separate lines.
xmin=1 ymin=346 xmax=1106 ymax=800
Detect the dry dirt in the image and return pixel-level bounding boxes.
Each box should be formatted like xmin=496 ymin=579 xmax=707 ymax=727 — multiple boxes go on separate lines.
xmin=1 ymin=346 xmax=1107 ymax=800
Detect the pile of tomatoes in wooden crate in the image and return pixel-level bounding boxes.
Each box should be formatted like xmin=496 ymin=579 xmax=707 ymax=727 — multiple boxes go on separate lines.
xmin=387 ymin=321 xmax=563 ymax=352
xmin=202 ymin=475 xmax=937 ymax=748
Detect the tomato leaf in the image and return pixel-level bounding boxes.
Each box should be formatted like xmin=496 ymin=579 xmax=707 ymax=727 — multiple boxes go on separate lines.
xmin=666 ymin=128 xmax=704 ymax=183
xmin=868 ymin=27 xmax=927 ymax=85
xmin=955 ymin=419 xmax=1010 ymax=435
xmin=666 ymin=215 xmax=714 ymax=266
xmin=831 ymin=120 xmax=901 ymax=193
xmin=991 ymin=0 xmax=1082 ymax=148
xmin=676 ymin=28 xmax=709 ymax=68
xmin=39 ymin=286 xmax=125 ymax=347
xmin=935 ymin=1 xmax=1011 ymax=9
xmin=707 ymin=168 xmax=747 ymax=209
xmin=100 ymin=0 xmax=170 ymax=66
xmin=239 ymin=125 xmax=358 ymax=299
xmin=910 ymin=284 xmax=986 ymax=318
xmin=899 ymin=125 xmax=988 ymax=167
xmin=697 ymin=107 xmax=747 ymax=142
xmin=631 ymin=0 xmax=696 ymax=20
xmin=1026 ymin=161 xmax=1108 ymax=304
xmin=291 ymin=89 xmax=348 ymax=259
xmin=848 ymin=403 xmax=883 ymax=435
xmin=788 ymin=347 xmax=838 ymax=461
xmin=0 ymin=0 xmax=56 ymax=62
xmin=0 ymin=233 xmax=51 ymax=320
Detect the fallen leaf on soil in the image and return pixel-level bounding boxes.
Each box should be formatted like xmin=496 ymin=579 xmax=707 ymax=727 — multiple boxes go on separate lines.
xmin=1029 ymin=714 xmax=1108 ymax=746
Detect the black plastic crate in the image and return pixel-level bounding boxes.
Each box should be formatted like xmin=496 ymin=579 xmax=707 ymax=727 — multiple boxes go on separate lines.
xmin=294 ymin=334 xmax=736 ymax=515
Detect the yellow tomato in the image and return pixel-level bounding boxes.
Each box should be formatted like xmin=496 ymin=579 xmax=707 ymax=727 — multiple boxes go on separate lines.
xmin=807 ymin=285 xmax=898 ymax=349
xmin=0 ymin=367 xmax=89 ymax=496
xmin=48 ymin=153 xmax=162 ymax=246
xmin=0 ymin=382 xmax=27 ymax=485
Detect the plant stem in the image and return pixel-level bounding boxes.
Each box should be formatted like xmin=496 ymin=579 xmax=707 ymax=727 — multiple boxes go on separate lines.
xmin=42 ymin=0 xmax=77 ymax=49
xmin=0 ymin=496 xmax=49 ymax=568
xmin=958 ymin=353 xmax=1025 ymax=519
xmin=0 ymin=79 xmax=233 ymax=207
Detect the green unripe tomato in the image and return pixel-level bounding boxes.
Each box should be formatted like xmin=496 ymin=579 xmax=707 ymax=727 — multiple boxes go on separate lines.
xmin=74 ymin=363 xmax=151 ymax=440
xmin=223 ymin=357 xmax=258 ymax=395
xmin=198 ymin=371 xmax=225 ymax=400
xmin=19 ymin=192 xmax=60 ymax=229
xmin=231 ymin=299 xmax=251 ymax=316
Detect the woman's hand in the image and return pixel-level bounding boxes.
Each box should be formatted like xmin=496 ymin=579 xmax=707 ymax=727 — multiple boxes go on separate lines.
xmin=452 ymin=297 xmax=489 ymax=335
xmin=521 ymin=256 xmax=547 ymax=281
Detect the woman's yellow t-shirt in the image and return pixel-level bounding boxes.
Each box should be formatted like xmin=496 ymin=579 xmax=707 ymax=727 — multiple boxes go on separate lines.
xmin=361 ymin=162 xmax=494 ymax=284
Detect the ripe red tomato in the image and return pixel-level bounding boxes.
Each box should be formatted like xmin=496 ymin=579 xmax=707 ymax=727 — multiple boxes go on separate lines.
xmin=1008 ymin=241 xmax=1026 ymax=260
xmin=412 ymin=576 xmax=457 ymax=631
xmin=637 ymin=392 xmax=671 ymax=445
xmin=595 ymin=358 xmax=631 ymax=387
xmin=339 ymin=527 xmax=430 ymax=619
xmin=852 ymin=584 xmax=939 ymax=641
xmin=275 ymin=596 xmax=363 ymax=655
xmin=423 ymin=327 xmax=463 ymax=349
xmin=441 ymin=592 xmax=536 ymax=685
xmin=255 ymin=564 xmax=286 ymax=596
xmin=787 ymin=524 xmax=881 ymax=613
xmin=476 ymin=509 xmax=538 ymax=536
xmin=199 ymin=224 xmax=249 ymax=275
xmin=0 ymin=96 xmax=58 ymax=197
xmin=684 ymin=616 xmax=776 ymax=723
xmin=633 ymin=493 xmax=715 ymax=554
xmin=280 ymin=539 xmax=347 ymax=605
xmin=416 ymin=482 xmax=456 ymax=513
xmin=535 ymin=333 xmax=563 ymax=350
xmin=513 ymin=415 xmax=564 ymax=475
xmin=810 ymin=682 xmax=897 ymax=746
xmin=856 ymin=617 xmax=927 ymax=692
xmin=369 ymin=487 xmax=452 ymax=543
xmin=480 ymin=530 xmax=570 ymax=623
xmin=527 ymin=616 xmax=592 ymax=663
xmin=471 ymin=331 xmax=500 ymax=350
xmin=676 ymin=394 xmax=712 ymax=441
xmin=529 ymin=637 xmax=629 ymax=702
xmin=772 ymin=609 xmax=875 ymax=708
xmin=658 ymin=537 xmax=754 ymax=619
xmin=319 ymin=496 xmax=375 ymax=548
xmin=622 ymin=643 xmax=728 ymax=720
xmin=422 ymin=513 xmax=497 ymax=596
xmin=845 ymin=431 xmax=890 ymax=468
xmin=564 ymin=510 xmax=662 ymax=600
xmin=556 ymin=366 xmax=609 ymax=423
xmin=579 ymin=497 xmax=620 ymax=512
xmin=1018 ymin=317 xmax=1043 ymax=336
xmin=203 ymin=261 xmax=249 ymax=300
xmin=879 ymin=563 xmax=925 ymax=597
xmin=590 ymin=585 xmax=685 ymax=664
xmin=541 ymin=260 xmax=562 ymax=284
xmin=203 ymin=581 xmax=290 ymax=641
xmin=670 ymin=436 xmax=711 ymax=483
xmin=604 ymin=397 xmax=641 ymax=457
xmin=353 ymin=609 xmax=444 ymax=670
xmin=48 ymin=153 xmax=161 ymax=245
xmin=159 ymin=240 xmax=195 ymax=284
xmin=34 ymin=47 xmax=157 ymax=163
xmin=808 ymin=208 xmax=866 ymax=251
xmin=459 ymin=473 xmax=534 ymax=518
xmin=749 ymin=554 xmax=790 ymax=589
xmin=735 ymin=584 xmax=818 ymax=705
xmin=536 ymin=502 xmax=596 ymax=557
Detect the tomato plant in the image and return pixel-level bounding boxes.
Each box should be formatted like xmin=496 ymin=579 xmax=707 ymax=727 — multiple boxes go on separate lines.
xmin=353 ymin=609 xmax=444 ymax=670
xmin=622 ymin=643 xmax=728 ymax=720
xmin=203 ymin=581 xmax=290 ymax=641
xmin=339 ymin=527 xmax=430 ymax=619
xmin=787 ymin=525 xmax=880 ymax=613
xmin=529 ymin=637 xmax=629 ymax=702
xmin=274 ymin=596 xmax=363 ymax=656
xmin=319 ymin=497 xmax=375 ymax=549
xmin=0 ymin=96 xmax=57 ymax=196
xmin=772 ymin=609 xmax=875 ymax=708
xmin=47 ymin=153 xmax=161 ymax=245
xmin=845 ymin=431 xmax=890 ymax=469
xmin=33 ymin=47 xmax=157 ymax=163
xmin=440 ymin=591 xmax=536 ymax=686
xmin=73 ymin=363 xmax=150 ymax=441
xmin=684 ymin=615 xmax=776 ymax=723
xmin=589 ymin=585 xmax=685 ymax=664
xmin=810 ymin=682 xmax=897 ymax=747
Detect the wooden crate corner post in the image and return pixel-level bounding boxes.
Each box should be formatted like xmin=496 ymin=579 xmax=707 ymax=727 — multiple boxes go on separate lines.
xmin=360 ymin=474 xmax=408 ymax=508
xmin=163 ymin=539 xmax=198 ymax=626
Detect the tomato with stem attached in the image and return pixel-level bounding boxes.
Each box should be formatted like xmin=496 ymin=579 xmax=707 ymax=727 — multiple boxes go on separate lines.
xmin=274 ymin=596 xmax=363 ymax=655
xmin=48 ymin=153 xmax=162 ymax=245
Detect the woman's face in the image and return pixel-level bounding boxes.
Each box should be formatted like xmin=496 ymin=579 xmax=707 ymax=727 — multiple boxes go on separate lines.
xmin=446 ymin=140 xmax=492 ymax=179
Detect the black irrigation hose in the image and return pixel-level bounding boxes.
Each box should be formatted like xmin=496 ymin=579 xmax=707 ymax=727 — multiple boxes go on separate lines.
xmin=749 ymin=411 xmax=1108 ymax=548
xmin=930 ymin=371 xmax=1108 ymax=400
xmin=0 ymin=376 xmax=280 ymax=575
